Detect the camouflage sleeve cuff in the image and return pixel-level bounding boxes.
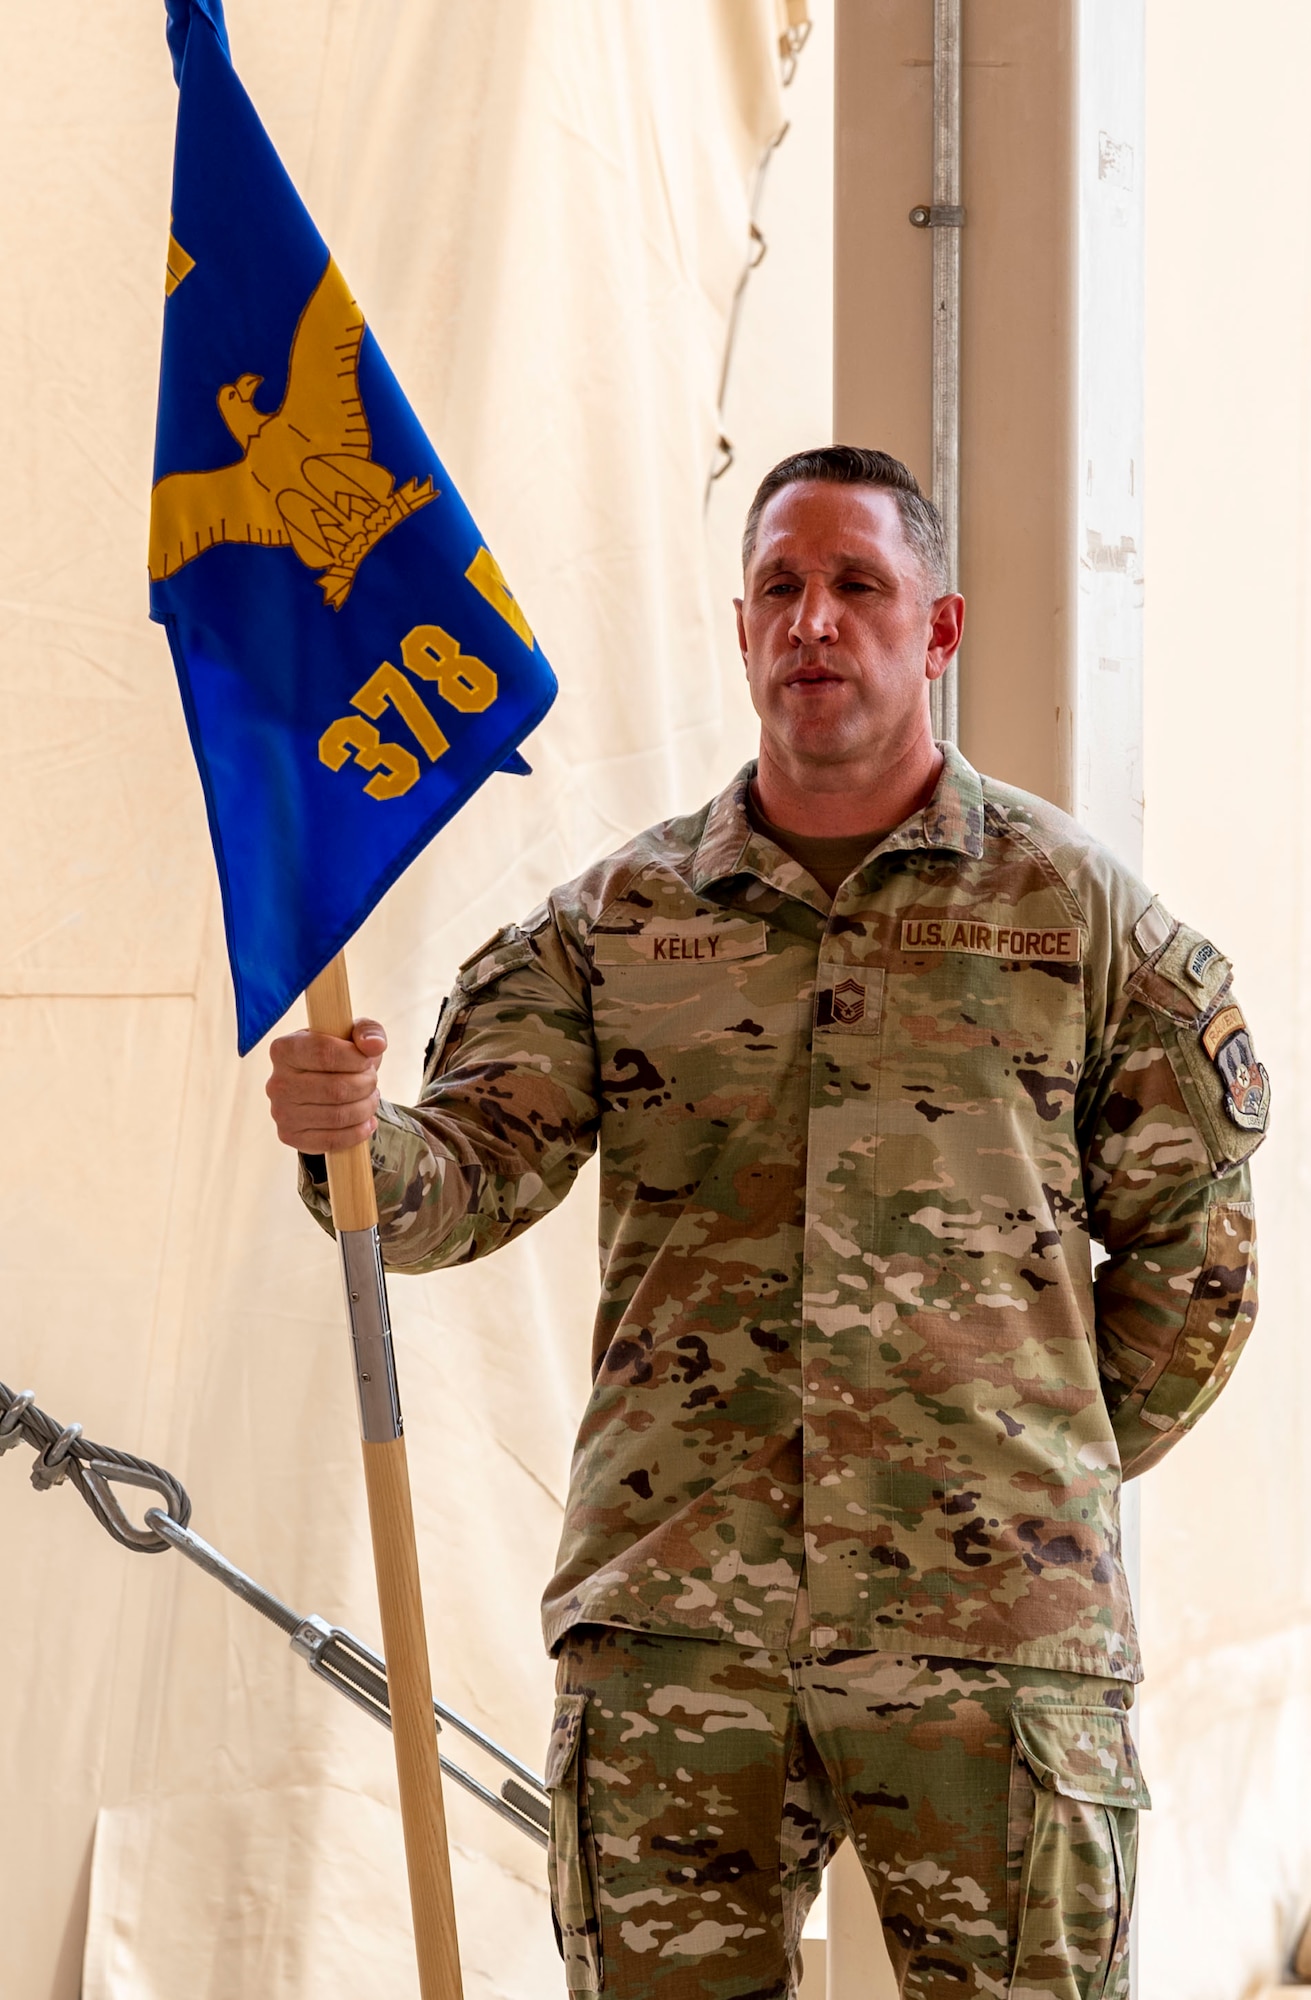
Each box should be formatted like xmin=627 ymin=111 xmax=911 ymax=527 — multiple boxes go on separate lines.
xmin=296 ymin=1152 xmax=336 ymax=1237
xmin=1106 ymin=1187 xmax=1257 ymax=1480
xmin=293 ymin=1101 xmax=467 ymax=1256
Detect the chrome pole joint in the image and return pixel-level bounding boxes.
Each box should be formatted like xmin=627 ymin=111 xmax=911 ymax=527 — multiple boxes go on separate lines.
xmin=338 ymin=1226 xmax=403 ymax=1443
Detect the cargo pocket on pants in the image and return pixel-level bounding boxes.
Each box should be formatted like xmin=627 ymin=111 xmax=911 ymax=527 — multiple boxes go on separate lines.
xmin=1007 ymin=1703 xmax=1151 ymax=2000
xmin=546 ymin=1691 xmax=603 ymax=1993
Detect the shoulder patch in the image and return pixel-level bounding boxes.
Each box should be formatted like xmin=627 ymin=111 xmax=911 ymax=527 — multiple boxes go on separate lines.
xmin=1127 ymin=923 xmax=1268 ymax=1165
xmin=1203 ymin=1004 xmax=1270 ymax=1132
xmin=1128 ymin=921 xmax=1232 ymax=1021
xmin=1132 ymin=899 xmax=1174 ymax=959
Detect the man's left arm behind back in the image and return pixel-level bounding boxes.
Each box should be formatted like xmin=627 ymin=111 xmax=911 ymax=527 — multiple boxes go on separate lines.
xmin=1080 ymin=915 xmax=1265 ymax=1480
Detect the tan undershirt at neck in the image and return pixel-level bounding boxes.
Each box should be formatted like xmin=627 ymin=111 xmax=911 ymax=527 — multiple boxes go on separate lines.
xmin=747 ymin=788 xmax=891 ymax=900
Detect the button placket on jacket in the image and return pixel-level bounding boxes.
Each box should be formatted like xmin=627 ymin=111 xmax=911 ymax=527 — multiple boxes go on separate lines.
xmin=803 ymin=890 xmax=887 ymax=1641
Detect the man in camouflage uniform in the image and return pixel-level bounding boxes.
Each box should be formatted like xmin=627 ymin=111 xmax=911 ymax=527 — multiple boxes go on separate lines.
xmin=268 ymin=447 xmax=1265 ymax=1998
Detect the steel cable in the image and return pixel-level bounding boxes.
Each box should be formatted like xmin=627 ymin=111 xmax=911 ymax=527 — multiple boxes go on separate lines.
xmin=0 ymin=1378 xmax=191 ymax=1550
xmin=0 ymin=1377 xmax=549 ymax=1843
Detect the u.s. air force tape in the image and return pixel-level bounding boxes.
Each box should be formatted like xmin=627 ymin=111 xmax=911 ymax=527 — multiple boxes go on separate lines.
xmin=899 ymin=918 xmax=1081 ymax=963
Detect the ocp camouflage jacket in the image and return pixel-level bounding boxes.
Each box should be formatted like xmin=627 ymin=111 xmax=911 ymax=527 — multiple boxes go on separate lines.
xmin=301 ymin=748 xmax=1265 ymax=1682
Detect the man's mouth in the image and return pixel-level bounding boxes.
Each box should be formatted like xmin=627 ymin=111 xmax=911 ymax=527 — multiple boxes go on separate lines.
xmin=785 ymin=663 xmax=843 ymax=687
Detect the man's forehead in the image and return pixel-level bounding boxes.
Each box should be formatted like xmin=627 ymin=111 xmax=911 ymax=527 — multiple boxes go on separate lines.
xmin=751 ymin=483 xmax=911 ymax=571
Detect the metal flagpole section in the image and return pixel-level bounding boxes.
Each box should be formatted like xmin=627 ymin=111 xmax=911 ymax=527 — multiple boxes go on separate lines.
xmin=911 ymin=0 xmax=963 ymax=745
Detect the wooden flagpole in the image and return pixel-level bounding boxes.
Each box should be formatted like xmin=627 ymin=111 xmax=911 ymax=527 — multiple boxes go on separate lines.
xmin=306 ymin=950 xmax=463 ymax=2000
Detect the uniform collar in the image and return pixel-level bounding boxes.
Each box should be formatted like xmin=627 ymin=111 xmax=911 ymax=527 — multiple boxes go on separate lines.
xmin=884 ymin=741 xmax=986 ymax=861
xmin=691 ymin=742 xmax=986 ymax=900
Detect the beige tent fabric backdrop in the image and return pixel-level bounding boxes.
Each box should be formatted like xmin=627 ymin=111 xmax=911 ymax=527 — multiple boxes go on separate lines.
xmin=1138 ymin=3 xmax=1311 ymax=1992
xmin=18 ymin=4 xmax=1309 ymax=1995
xmin=0 ymin=4 xmax=826 ymax=1995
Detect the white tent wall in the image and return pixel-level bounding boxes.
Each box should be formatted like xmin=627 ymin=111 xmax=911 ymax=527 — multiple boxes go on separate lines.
xmin=0 ymin=4 xmax=831 ymax=1995
xmin=1139 ymin=2 xmax=1311 ymax=1992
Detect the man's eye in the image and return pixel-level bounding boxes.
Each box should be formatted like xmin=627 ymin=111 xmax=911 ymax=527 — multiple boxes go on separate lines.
xmin=839 ymin=580 xmax=875 ymax=593
xmin=763 ymin=581 xmax=798 ymax=597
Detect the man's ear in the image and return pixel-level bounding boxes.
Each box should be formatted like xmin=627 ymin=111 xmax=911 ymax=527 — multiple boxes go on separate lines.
xmin=925 ymin=593 xmax=965 ymax=680
xmin=734 ymin=597 xmax=747 ymax=665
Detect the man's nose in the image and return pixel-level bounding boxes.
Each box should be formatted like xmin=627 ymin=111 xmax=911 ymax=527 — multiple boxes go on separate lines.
xmin=788 ymin=580 xmax=839 ymax=647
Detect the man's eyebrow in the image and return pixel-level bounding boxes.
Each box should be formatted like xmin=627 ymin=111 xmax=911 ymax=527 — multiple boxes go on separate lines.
xmin=753 ymin=550 xmax=894 ymax=579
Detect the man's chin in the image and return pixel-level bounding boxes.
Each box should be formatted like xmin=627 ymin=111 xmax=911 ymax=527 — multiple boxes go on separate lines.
xmin=764 ymin=739 xmax=872 ymax=786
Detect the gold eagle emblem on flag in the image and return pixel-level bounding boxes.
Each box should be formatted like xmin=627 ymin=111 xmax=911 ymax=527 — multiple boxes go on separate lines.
xmin=148 ymin=258 xmax=435 ymax=609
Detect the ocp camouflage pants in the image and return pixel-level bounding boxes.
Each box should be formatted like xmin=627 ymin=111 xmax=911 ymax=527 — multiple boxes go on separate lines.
xmin=546 ymin=1628 xmax=1149 ymax=2000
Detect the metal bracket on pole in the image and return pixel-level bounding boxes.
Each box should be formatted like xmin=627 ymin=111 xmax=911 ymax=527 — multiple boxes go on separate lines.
xmin=339 ymin=1225 xmax=403 ymax=1443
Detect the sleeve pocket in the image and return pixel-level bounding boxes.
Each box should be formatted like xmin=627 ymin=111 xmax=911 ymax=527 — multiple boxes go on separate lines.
xmin=458 ymin=924 xmax=538 ymax=994
xmin=1160 ymin=1010 xmax=1268 ymax=1172
xmin=1127 ymin=923 xmax=1269 ymax=1172
xmin=545 ymin=1692 xmax=603 ymax=1993
xmin=1007 ymin=1703 xmax=1149 ymax=1995
xmin=421 ymin=927 xmax=539 ymax=1083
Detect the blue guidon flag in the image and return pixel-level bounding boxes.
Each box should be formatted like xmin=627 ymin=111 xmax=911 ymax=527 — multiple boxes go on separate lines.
xmin=152 ymin=0 xmax=557 ymax=1052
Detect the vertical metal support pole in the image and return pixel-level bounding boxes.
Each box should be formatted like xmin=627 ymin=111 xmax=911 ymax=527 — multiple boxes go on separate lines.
xmin=930 ymin=0 xmax=962 ymax=746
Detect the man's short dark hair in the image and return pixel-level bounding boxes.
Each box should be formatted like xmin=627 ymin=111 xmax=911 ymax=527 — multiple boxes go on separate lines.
xmin=741 ymin=445 xmax=949 ymax=598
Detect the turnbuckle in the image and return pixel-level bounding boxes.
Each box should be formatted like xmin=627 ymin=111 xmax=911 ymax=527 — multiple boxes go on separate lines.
xmin=148 ymin=1510 xmax=550 ymax=1847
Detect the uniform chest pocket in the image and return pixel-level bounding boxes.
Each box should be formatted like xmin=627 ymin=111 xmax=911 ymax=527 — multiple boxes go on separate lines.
xmin=883 ymin=949 xmax=1083 ymax=1119
xmin=589 ymin=923 xmax=805 ymax=1165
xmin=589 ymin=920 xmax=785 ymax=1068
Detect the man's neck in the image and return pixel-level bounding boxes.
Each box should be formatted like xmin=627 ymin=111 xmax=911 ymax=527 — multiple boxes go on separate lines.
xmin=752 ymin=732 xmax=944 ymax=837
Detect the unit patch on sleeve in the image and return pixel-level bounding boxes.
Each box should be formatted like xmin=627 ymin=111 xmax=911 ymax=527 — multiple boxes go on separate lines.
xmin=1201 ymin=1003 xmax=1270 ymax=1131
xmin=899 ymin=917 xmax=1081 ymax=963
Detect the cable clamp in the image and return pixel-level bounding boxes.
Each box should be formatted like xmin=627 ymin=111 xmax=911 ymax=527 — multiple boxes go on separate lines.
xmin=909 ymin=204 xmax=966 ymax=228
xmin=0 ymin=1389 xmax=35 ymax=1453
xmin=31 ymin=1422 xmax=83 ymax=1490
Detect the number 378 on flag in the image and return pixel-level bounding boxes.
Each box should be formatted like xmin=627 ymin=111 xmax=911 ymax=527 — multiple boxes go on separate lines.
xmin=321 ymin=622 xmax=499 ymax=803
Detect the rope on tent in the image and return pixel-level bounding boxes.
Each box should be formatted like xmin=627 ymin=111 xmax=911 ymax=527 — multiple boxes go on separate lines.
xmin=0 ymin=1378 xmax=548 ymax=1847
